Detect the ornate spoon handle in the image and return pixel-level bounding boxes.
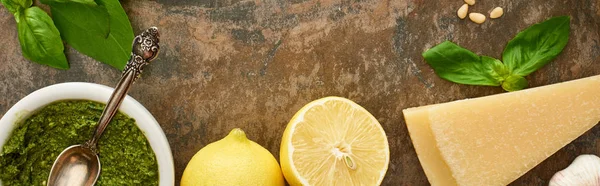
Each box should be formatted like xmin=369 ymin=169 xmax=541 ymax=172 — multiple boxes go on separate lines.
xmin=85 ymin=27 xmax=160 ymax=151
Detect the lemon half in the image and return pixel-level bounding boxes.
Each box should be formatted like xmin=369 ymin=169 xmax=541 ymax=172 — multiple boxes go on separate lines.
xmin=280 ymin=96 xmax=390 ymax=185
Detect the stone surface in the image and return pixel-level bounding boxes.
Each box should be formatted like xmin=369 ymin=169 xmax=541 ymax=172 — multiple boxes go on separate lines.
xmin=1 ymin=0 xmax=600 ymax=185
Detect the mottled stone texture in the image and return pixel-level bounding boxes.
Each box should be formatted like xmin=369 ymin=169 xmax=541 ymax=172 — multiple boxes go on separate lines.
xmin=1 ymin=0 xmax=600 ymax=185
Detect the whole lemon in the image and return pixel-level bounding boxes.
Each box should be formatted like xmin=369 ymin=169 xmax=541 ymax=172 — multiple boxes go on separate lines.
xmin=181 ymin=128 xmax=285 ymax=186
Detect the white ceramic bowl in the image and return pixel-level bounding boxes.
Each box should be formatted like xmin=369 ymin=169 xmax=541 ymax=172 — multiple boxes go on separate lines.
xmin=0 ymin=82 xmax=174 ymax=186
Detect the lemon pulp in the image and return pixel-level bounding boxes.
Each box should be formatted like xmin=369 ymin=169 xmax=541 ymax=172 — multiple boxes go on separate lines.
xmin=280 ymin=96 xmax=390 ymax=186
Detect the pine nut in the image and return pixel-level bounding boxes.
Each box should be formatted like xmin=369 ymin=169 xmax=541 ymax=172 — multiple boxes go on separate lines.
xmin=464 ymin=0 xmax=475 ymax=6
xmin=457 ymin=4 xmax=469 ymax=19
xmin=469 ymin=13 xmax=486 ymax=24
xmin=490 ymin=7 xmax=504 ymax=19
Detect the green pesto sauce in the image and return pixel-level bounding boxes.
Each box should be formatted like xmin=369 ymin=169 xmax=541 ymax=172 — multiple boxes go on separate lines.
xmin=0 ymin=100 xmax=159 ymax=186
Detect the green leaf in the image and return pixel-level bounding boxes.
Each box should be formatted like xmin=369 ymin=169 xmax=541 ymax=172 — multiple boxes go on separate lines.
xmin=481 ymin=56 xmax=510 ymax=83
xmin=502 ymin=16 xmax=570 ymax=77
xmin=1 ymin=0 xmax=32 ymax=14
xmin=41 ymin=0 xmax=110 ymax=38
xmin=422 ymin=41 xmax=508 ymax=86
xmin=50 ymin=0 xmax=133 ymax=70
xmin=501 ymin=75 xmax=528 ymax=92
xmin=17 ymin=7 xmax=69 ymax=69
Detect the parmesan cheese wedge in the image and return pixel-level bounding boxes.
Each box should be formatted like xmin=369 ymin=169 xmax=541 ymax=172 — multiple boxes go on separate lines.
xmin=403 ymin=75 xmax=600 ymax=186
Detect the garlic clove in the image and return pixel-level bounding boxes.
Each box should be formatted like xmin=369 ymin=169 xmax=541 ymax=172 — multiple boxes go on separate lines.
xmin=549 ymin=154 xmax=600 ymax=186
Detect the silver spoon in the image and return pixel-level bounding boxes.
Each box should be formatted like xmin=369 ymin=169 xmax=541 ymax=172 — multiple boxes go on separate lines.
xmin=46 ymin=27 xmax=160 ymax=186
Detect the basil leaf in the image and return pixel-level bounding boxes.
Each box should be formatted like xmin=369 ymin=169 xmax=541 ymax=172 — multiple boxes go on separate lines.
xmin=502 ymin=16 xmax=570 ymax=77
xmin=481 ymin=56 xmax=510 ymax=82
xmin=422 ymin=41 xmax=508 ymax=86
xmin=17 ymin=7 xmax=69 ymax=69
xmin=50 ymin=0 xmax=133 ymax=70
xmin=501 ymin=75 xmax=528 ymax=92
xmin=1 ymin=0 xmax=32 ymax=14
xmin=41 ymin=0 xmax=110 ymax=38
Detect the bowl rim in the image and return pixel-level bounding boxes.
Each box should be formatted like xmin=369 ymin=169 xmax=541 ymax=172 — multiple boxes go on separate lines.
xmin=0 ymin=82 xmax=174 ymax=186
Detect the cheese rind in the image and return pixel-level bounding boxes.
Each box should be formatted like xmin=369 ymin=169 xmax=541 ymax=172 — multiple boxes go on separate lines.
xmin=403 ymin=75 xmax=600 ymax=186
xmin=404 ymin=106 xmax=457 ymax=186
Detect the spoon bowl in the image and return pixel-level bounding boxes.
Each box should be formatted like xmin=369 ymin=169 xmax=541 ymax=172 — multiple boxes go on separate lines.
xmin=47 ymin=145 xmax=100 ymax=186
